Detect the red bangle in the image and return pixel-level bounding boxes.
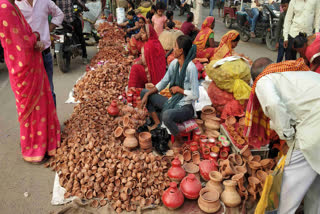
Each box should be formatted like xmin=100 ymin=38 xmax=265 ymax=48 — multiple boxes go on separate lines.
xmin=33 ymin=32 xmax=40 ymax=41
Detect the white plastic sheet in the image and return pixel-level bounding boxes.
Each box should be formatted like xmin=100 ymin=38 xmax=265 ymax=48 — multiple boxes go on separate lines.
xmin=51 ymin=173 xmax=77 ymax=205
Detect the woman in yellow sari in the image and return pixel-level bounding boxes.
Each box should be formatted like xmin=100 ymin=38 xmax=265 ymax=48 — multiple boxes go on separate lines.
xmin=210 ymin=30 xmax=240 ymax=61
xmin=193 ymin=16 xmax=217 ymax=60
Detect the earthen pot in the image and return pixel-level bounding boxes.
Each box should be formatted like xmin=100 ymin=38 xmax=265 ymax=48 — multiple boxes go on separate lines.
xmin=251 ymin=155 xmax=261 ymax=162
xmin=183 ymin=163 xmax=199 ymax=174
xmin=107 ymin=100 xmax=120 ymax=116
xmin=123 ymin=129 xmax=138 ymax=149
xmin=198 ymin=188 xmax=221 ymax=213
xmin=199 ymin=160 xmax=218 ymax=181
xmin=192 ymin=151 xmax=201 ymax=165
xmin=225 ymin=116 xmax=236 ymax=126
xmin=139 ymin=132 xmax=152 ymax=149
xmin=240 ymin=145 xmax=252 ymax=159
xmin=162 ymin=182 xmax=184 ymax=210
xmin=167 ymin=157 xmax=186 ymax=183
xmin=220 ymin=159 xmax=236 ymax=178
xmin=206 ymin=171 xmax=223 ymax=194
xmin=183 ymin=149 xmax=191 ymax=162
xmin=228 ymin=154 xmax=243 ymax=166
xmin=114 ymin=127 xmax=123 ymax=138
xmin=180 ymin=174 xmax=202 ymax=199
xmin=248 ymin=161 xmax=261 ymax=177
xmin=256 ymin=170 xmax=268 ymax=184
xmin=221 ymin=180 xmax=241 ymax=208
xmin=201 ymin=106 xmax=216 ymax=121
xmin=232 ymin=173 xmax=245 ymax=192
xmin=205 ymin=120 xmax=220 ymax=130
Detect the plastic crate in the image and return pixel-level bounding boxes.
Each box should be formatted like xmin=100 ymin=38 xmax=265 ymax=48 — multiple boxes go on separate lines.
xmin=220 ymin=125 xmax=269 ymax=159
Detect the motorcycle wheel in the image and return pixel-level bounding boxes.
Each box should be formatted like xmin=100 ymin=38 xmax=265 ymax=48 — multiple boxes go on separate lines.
xmin=224 ymin=14 xmax=232 ymax=29
xmin=57 ymin=46 xmax=71 ymax=73
xmin=240 ymin=31 xmax=250 ymax=42
xmin=266 ymin=31 xmax=277 ymax=51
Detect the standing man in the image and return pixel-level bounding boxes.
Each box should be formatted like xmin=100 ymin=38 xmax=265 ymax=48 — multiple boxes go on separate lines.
xmin=55 ymin=0 xmax=89 ymax=65
xmin=209 ymin=0 xmax=215 ymax=16
xmin=283 ymin=0 xmax=320 ymax=60
xmin=246 ymin=58 xmax=320 ymax=213
xmin=249 ymin=0 xmax=263 ymax=38
xmin=192 ymin=0 xmax=203 ymax=27
xmin=16 ymin=0 xmax=64 ymax=106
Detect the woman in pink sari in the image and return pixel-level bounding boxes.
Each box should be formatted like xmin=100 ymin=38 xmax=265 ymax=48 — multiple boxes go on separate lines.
xmin=128 ymin=24 xmax=166 ymax=88
xmin=294 ymin=32 xmax=320 ymax=74
xmin=0 ymin=0 xmax=60 ymax=162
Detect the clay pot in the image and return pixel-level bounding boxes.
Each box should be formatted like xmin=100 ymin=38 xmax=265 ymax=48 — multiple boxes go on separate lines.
xmin=225 ymin=116 xmax=236 ymax=126
xmin=161 ymin=182 xmax=184 ymax=210
xmin=205 ymin=120 xmax=220 ymax=130
xmin=199 ymin=160 xmax=218 ymax=181
xmin=260 ymin=158 xmax=274 ymax=170
xmin=139 ymin=132 xmax=152 ymax=149
xmin=219 ymin=150 xmax=229 ymax=160
xmin=195 ymin=120 xmax=204 ymax=133
xmin=190 ymin=142 xmax=199 ymax=152
xmin=114 ymin=127 xmax=123 ymax=138
xmin=240 ymin=145 xmax=252 ymax=158
xmin=167 ymin=157 xmax=186 ymax=183
xmin=248 ymin=161 xmax=261 ymax=177
xmin=192 ymin=151 xmax=201 ymax=165
xmin=248 ymin=176 xmax=261 ymax=190
xmin=206 ymin=171 xmax=223 ymax=194
xmin=123 ymin=129 xmax=138 ymax=149
xmin=211 ymin=145 xmax=220 ymax=153
xmin=221 ymin=180 xmax=241 ymax=208
xmin=183 ymin=149 xmax=191 ymax=162
xmin=107 ymin=100 xmax=120 ymax=116
xmin=180 ymin=174 xmax=202 ymax=199
xmin=234 ymin=163 xmax=248 ymax=175
xmin=220 ymin=159 xmax=236 ymax=178
xmin=228 ymin=154 xmax=243 ymax=166
xmin=252 ymin=155 xmax=261 ymax=162
xmin=183 ymin=163 xmax=199 ymax=174
xmin=206 ymin=130 xmax=220 ymax=139
xmin=256 ymin=170 xmax=268 ymax=184
xmin=201 ymin=106 xmax=216 ymax=121
xmin=198 ymin=188 xmax=221 ymax=213
xmin=232 ymin=173 xmax=245 ymax=192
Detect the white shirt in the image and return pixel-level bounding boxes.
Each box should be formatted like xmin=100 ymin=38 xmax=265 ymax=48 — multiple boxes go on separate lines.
xmin=256 ymin=71 xmax=320 ymax=174
xmin=16 ymin=0 xmax=64 ymax=49
xmin=283 ymin=0 xmax=320 ymax=41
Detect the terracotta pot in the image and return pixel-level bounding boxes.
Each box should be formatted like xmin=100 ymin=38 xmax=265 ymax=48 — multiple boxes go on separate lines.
xmin=232 ymin=173 xmax=245 ymax=192
xmin=199 ymin=160 xmax=218 ymax=181
xmin=183 ymin=163 xmax=199 ymax=174
xmin=220 ymin=159 xmax=236 ymax=178
xmin=114 ymin=127 xmax=123 ymax=138
xmin=256 ymin=170 xmax=268 ymax=184
xmin=228 ymin=154 xmax=243 ymax=166
xmin=201 ymin=106 xmax=216 ymax=121
xmin=195 ymin=120 xmax=204 ymax=133
xmin=206 ymin=171 xmax=223 ymax=194
xmin=167 ymin=157 xmax=186 ymax=183
xmin=219 ymin=150 xmax=229 ymax=160
xmin=107 ymin=100 xmax=120 ymax=116
xmin=240 ymin=145 xmax=252 ymax=158
xmin=234 ymin=163 xmax=248 ymax=175
xmin=248 ymin=176 xmax=261 ymax=190
xmin=225 ymin=116 xmax=236 ymax=126
xmin=198 ymin=188 xmax=221 ymax=213
xmin=211 ymin=145 xmax=220 ymax=153
xmin=161 ymin=182 xmax=184 ymax=210
xmin=252 ymin=155 xmax=261 ymax=162
xmin=260 ymin=158 xmax=274 ymax=170
xmin=190 ymin=142 xmax=199 ymax=152
xmin=183 ymin=149 xmax=191 ymax=162
xmin=139 ymin=132 xmax=152 ymax=149
xmin=180 ymin=174 xmax=202 ymax=199
xmin=248 ymin=161 xmax=261 ymax=177
xmin=193 ymin=130 xmax=201 ymax=142
xmin=192 ymin=151 xmax=201 ymax=165
xmin=206 ymin=130 xmax=220 ymax=139
xmin=205 ymin=120 xmax=220 ymax=130
xmin=123 ymin=129 xmax=138 ymax=149
xmin=221 ymin=180 xmax=241 ymax=208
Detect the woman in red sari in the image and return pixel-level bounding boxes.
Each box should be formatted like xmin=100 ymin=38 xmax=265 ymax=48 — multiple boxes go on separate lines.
xmin=193 ymin=16 xmax=217 ymax=60
xmin=294 ymin=32 xmax=320 ymax=74
xmin=127 ymin=16 xmax=147 ymax=56
xmin=0 ymin=0 xmax=60 ymax=162
xmin=128 ymin=24 xmax=166 ymax=88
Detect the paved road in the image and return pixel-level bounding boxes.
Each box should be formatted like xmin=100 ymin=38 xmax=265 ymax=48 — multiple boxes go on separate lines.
xmin=0 ymin=6 xmax=277 ymax=214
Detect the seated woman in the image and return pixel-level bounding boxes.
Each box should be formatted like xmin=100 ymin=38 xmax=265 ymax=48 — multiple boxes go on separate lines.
xmin=128 ymin=24 xmax=166 ymax=88
xmin=210 ymin=30 xmax=240 ymax=61
xmin=181 ymin=12 xmax=200 ymax=41
xmin=118 ymin=10 xmax=140 ymax=40
xmin=193 ymin=16 xmax=217 ymax=60
xmin=127 ymin=16 xmax=147 ymax=56
xmin=140 ymin=35 xmax=199 ymax=139
xmin=165 ymin=10 xmax=176 ymax=30
xmin=294 ymin=32 xmax=320 ymax=74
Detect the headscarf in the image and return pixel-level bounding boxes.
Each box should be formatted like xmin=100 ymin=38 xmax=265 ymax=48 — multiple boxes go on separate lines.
xmin=210 ymin=30 xmax=239 ymax=61
xmin=143 ymin=24 xmax=167 ymax=85
xmin=193 ymin=17 xmax=215 ymax=51
xmin=162 ymin=45 xmax=197 ymax=111
xmin=244 ymin=58 xmax=310 ymax=148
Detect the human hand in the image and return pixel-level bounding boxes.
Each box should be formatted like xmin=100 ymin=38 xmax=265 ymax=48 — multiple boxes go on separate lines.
xmin=283 ymin=40 xmax=288 ymax=48
xmin=170 ymin=86 xmax=184 ymax=95
xmin=140 ymin=93 xmax=149 ymax=109
xmin=275 ymin=42 xmax=279 ymax=49
xmin=127 ymin=28 xmax=132 ymax=32
xmin=35 ymin=41 xmax=45 ymax=52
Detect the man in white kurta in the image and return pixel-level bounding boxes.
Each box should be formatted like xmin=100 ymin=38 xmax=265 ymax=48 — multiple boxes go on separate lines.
xmin=252 ymin=58 xmax=320 ymax=213
xmin=191 ymin=0 xmax=203 ymax=28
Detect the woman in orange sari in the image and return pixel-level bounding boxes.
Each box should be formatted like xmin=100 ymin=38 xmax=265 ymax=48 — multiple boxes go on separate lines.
xmin=210 ymin=30 xmax=240 ymax=61
xmin=193 ymin=16 xmax=217 ymax=60
xmin=0 ymin=0 xmax=60 ymax=163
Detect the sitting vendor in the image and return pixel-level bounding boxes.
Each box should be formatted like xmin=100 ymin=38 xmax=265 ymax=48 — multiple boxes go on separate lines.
xmin=117 ymin=10 xmax=140 ymax=40
xmin=140 ymin=35 xmax=199 ymax=141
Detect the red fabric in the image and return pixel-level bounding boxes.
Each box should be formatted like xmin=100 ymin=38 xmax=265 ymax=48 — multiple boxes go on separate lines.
xmin=305 ymin=32 xmax=320 ymax=74
xmin=128 ymin=64 xmax=148 ymax=88
xmin=144 ymin=24 xmax=166 ymax=85
xmin=0 ymin=1 xmax=60 ymax=162
xmin=128 ymin=36 xmax=144 ymax=56
xmin=181 ymin=21 xmax=195 ymax=36
xmin=167 ymin=52 xmax=175 ymax=65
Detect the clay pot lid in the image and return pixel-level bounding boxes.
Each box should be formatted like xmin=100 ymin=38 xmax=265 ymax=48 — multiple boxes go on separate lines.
xmin=139 ymin=132 xmax=151 ymax=139
xmin=114 ymin=127 xmax=123 ymax=138
xmin=225 ymin=116 xmax=236 ymax=126
xmin=183 ymin=163 xmax=200 ymax=174
xmin=248 ymin=161 xmax=261 ymax=169
xmin=200 ymin=188 xmax=220 ymax=202
xmin=209 ymin=171 xmax=222 ymax=181
xmin=223 ymin=180 xmax=237 ymax=186
xmin=256 ymin=170 xmax=268 ymax=180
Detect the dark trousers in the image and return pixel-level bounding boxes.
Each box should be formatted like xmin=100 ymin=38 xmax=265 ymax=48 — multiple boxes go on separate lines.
xmin=141 ymin=89 xmax=194 ymax=136
xmin=72 ymin=18 xmax=87 ymax=58
xmin=179 ymin=3 xmax=190 ymax=15
xmin=286 ymin=35 xmax=297 ymax=60
xmin=277 ymin=39 xmax=287 ymax=63
xmin=42 ymin=52 xmax=56 ymax=106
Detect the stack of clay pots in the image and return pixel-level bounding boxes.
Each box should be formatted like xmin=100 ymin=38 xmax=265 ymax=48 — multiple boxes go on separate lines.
xmin=200 ymin=106 xmax=221 ymax=139
xmin=225 ymin=116 xmax=248 ymax=147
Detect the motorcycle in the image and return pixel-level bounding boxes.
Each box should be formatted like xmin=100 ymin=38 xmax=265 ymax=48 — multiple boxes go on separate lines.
xmin=53 ymin=4 xmax=84 ymax=73
xmin=236 ymin=3 xmax=280 ymax=51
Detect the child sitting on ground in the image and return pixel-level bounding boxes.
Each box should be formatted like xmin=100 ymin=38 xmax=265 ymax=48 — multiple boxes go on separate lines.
xmin=152 ymin=2 xmax=167 ymax=36
xmin=118 ymin=10 xmax=140 ymax=40
xmin=166 ymin=10 xmax=176 ymax=30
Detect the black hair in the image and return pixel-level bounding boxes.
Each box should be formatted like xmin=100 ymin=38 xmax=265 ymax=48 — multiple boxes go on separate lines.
xmin=139 ymin=17 xmax=146 ymax=23
xmin=156 ymin=2 xmax=166 ymax=11
xmin=151 ymin=5 xmax=156 ymax=11
xmin=167 ymin=20 xmax=175 ymax=29
xmin=232 ymin=34 xmax=240 ymax=42
xmin=293 ymin=32 xmax=308 ymax=49
xmin=251 ymin=57 xmax=273 ymax=81
xmin=127 ymin=10 xmax=136 ymax=16
xmin=177 ymin=35 xmax=193 ymax=57
xmin=166 ymin=10 xmax=174 ymax=20
xmin=280 ymin=0 xmax=290 ymax=4
xmin=128 ymin=1 xmax=135 ymax=9
xmin=187 ymin=12 xmax=194 ymax=22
